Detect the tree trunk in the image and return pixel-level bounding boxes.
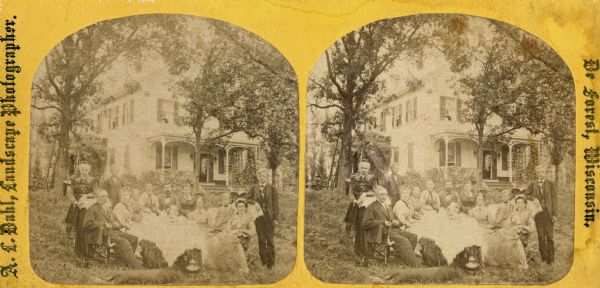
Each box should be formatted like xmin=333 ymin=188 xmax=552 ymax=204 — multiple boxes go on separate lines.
xmin=337 ymin=113 xmax=354 ymax=193
xmin=267 ymin=145 xmax=283 ymax=192
xmin=194 ymin=129 xmax=202 ymax=194
xmin=327 ymin=141 xmax=339 ymax=190
xmin=476 ymin=128 xmax=484 ymax=188
xmin=54 ymin=117 xmax=71 ymax=197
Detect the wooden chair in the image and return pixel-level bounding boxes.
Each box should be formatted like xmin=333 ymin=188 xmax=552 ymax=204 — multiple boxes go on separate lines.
xmin=365 ymin=224 xmax=394 ymax=264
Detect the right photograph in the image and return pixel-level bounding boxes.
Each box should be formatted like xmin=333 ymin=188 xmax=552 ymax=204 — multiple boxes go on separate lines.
xmin=305 ymin=14 xmax=574 ymax=284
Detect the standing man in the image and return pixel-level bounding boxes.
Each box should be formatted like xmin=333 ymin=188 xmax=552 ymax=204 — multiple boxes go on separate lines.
xmin=246 ymin=168 xmax=279 ymax=270
xmin=381 ymin=163 xmax=403 ymax=207
xmin=526 ymin=164 xmax=557 ymax=265
xmin=103 ymin=165 xmax=124 ymax=207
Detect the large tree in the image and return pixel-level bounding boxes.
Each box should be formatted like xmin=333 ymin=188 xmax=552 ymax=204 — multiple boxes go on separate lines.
xmin=444 ymin=18 xmax=574 ymax=187
xmin=211 ymin=21 xmax=298 ymax=189
xmin=171 ymin=20 xmax=298 ymax=190
xmin=32 ymin=15 xmax=185 ymax=191
xmin=309 ymin=16 xmax=432 ymax=192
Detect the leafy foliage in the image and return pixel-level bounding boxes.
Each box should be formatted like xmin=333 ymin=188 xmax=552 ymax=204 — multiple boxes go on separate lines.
xmin=32 ymin=15 xmax=187 ymax=188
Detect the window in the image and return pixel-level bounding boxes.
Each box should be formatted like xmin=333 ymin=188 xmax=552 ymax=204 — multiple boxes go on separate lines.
xmin=439 ymin=141 xmax=462 ymax=167
xmin=122 ymin=102 xmax=127 ymax=125
xmin=111 ymin=106 xmax=119 ymax=129
xmin=501 ymin=145 xmax=509 ymax=171
xmin=412 ymin=97 xmax=417 ymax=120
xmin=96 ymin=114 xmax=102 ymax=134
xmin=157 ymin=99 xmax=178 ymax=123
xmin=391 ymin=104 xmax=402 ymax=127
xmin=447 ymin=142 xmax=462 ymax=166
xmin=396 ymin=104 xmax=402 ymax=126
xmin=406 ymin=99 xmax=411 ymax=123
xmin=218 ymin=149 xmax=226 ymax=174
xmin=440 ymin=96 xmax=463 ymax=121
xmin=407 ymin=143 xmax=414 ymax=169
xmin=393 ymin=146 xmax=400 ymax=163
xmin=379 ymin=109 xmax=387 ymax=132
xmin=156 ymin=145 xmax=179 ymax=169
xmin=129 ymin=99 xmax=134 ymax=124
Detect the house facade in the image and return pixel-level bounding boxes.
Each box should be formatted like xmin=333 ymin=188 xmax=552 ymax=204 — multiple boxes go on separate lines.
xmin=90 ymin=77 xmax=260 ymax=188
xmin=371 ymin=71 xmax=542 ymax=187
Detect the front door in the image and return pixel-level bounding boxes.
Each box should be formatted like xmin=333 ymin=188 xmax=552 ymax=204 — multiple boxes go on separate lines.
xmin=482 ymin=150 xmax=497 ymax=180
xmin=199 ymin=154 xmax=213 ymax=183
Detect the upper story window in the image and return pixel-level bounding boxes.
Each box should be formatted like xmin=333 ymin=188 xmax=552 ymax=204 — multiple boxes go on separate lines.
xmin=157 ymin=99 xmax=179 ymax=124
xmin=440 ymin=96 xmax=463 ymax=121
xmin=406 ymin=98 xmax=417 ymax=123
xmin=379 ymin=109 xmax=387 ymax=132
xmin=391 ymin=103 xmax=402 ymax=128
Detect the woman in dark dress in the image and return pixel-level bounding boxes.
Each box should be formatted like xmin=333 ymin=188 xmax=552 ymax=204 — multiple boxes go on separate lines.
xmin=178 ymin=182 xmax=196 ymax=217
xmin=64 ymin=163 xmax=97 ymax=258
xmin=344 ymin=161 xmax=377 ymax=265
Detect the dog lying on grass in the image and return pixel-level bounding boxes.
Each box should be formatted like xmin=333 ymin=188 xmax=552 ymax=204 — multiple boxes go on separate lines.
xmin=106 ymin=248 xmax=203 ymax=284
xmin=377 ymin=245 xmax=483 ymax=284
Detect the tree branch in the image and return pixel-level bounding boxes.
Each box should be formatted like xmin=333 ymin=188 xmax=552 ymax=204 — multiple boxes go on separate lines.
xmin=31 ymin=104 xmax=63 ymax=113
xmin=307 ymin=103 xmax=343 ymax=110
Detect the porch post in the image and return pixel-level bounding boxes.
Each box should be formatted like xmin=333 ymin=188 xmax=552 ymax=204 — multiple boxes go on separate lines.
xmin=161 ymin=137 xmax=166 ymax=174
xmin=444 ymin=137 xmax=449 ymax=179
xmin=508 ymin=142 xmax=514 ymax=187
xmin=225 ymin=146 xmax=230 ymax=186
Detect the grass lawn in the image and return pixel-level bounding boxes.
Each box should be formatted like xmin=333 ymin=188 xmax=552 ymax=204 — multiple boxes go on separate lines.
xmin=29 ymin=185 xmax=297 ymax=285
xmin=304 ymin=187 xmax=573 ymax=284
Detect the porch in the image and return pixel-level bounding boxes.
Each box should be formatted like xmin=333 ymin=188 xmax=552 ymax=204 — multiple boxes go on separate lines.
xmin=432 ymin=133 xmax=540 ymax=186
xmin=148 ymin=135 xmax=258 ymax=188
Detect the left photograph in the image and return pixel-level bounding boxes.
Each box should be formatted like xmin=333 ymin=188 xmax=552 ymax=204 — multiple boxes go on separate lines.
xmin=28 ymin=14 xmax=298 ymax=285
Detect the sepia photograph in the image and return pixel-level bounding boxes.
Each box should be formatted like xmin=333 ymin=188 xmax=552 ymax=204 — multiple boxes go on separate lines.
xmin=305 ymin=14 xmax=574 ymax=284
xmin=28 ymin=14 xmax=299 ymax=285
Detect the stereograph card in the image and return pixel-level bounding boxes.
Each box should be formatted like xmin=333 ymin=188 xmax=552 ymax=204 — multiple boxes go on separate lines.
xmin=0 ymin=1 xmax=598 ymax=287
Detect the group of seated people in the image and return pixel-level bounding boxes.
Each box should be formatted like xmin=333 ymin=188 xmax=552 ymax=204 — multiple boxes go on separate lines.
xmin=71 ymin=177 xmax=260 ymax=271
xmin=346 ymin=161 xmax=540 ymax=270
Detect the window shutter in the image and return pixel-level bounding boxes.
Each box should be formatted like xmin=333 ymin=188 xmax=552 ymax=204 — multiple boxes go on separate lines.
xmin=174 ymin=101 xmax=179 ymax=123
xmin=456 ymin=142 xmax=462 ymax=167
xmin=122 ymin=103 xmax=127 ymax=125
xmin=398 ymin=104 xmax=402 ymax=126
xmin=130 ymin=99 xmax=134 ymax=124
xmin=157 ymin=99 xmax=163 ymax=122
xmin=440 ymin=96 xmax=446 ymax=120
xmin=456 ymin=99 xmax=462 ymax=122
xmin=156 ymin=144 xmax=162 ymax=169
xmin=115 ymin=106 xmax=119 ymax=128
xmin=413 ymin=97 xmax=417 ymax=120
xmin=219 ymin=149 xmax=226 ymax=173
xmin=439 ymin=141 xmax=445 ymax=167
xmin=406 ymin=100 xmax=410 ymax=122
xmin=172 ymin=146 xmax=178 ymax=170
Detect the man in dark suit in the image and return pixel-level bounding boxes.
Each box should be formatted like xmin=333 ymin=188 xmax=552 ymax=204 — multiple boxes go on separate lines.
xmin=382 ymin=163 xmax=403 ymax=207
xmin=526 ymin=164 xmax=558 ymax=264
xmin=102 ymin=165 xmax=124 ymax=207
xmin=363 ymin=186 xmax=419 ymax=267
xmin=245 ymin=168 xmax=279 ymax=269
xmin=82 ymin=189 xmax=141 ymax=269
